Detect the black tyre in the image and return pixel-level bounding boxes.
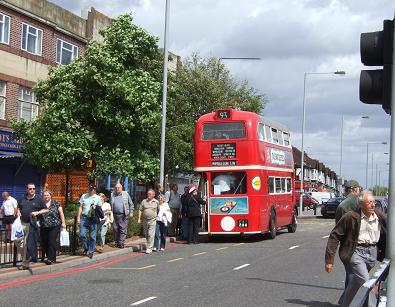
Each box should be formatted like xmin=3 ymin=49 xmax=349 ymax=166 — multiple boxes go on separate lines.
xmin=268 ymin=211 xmax=277 ymax=239
xmin=287 ymin=210 xmax=297 ymax=233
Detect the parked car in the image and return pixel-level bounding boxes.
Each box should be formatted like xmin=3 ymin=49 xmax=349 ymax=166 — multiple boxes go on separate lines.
xmin=321 ymin=197 xmax=345 ymax=218
xmin=310 ymin=192 xmax=335 ymax=205
xmin=374 ymin=196 xmax=388 ymax=213
xmin=294 ymin=192 xmax=319 ymax=210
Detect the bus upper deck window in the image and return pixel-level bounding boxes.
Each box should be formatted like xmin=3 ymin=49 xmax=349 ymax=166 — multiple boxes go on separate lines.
xmin=271 ymin=128 xmax=279 ymax=144
xmin=258 ymin=123 xmax=264 ymax=141
xmin=264 ymin=125 xmax=272 ymax=142
xmin=278 ymin=130 xmax=284 ymax=145
xmin=283 ymin=132 xmax=290 ymax=146
xmin=202 ymin=122 xmax=245 ymax=140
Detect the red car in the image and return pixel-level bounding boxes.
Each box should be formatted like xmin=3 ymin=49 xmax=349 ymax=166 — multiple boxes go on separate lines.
xmin=295 ymin=193 xmax=319 ymax=210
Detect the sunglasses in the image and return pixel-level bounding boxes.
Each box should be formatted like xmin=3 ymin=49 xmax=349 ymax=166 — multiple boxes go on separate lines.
xmin=28 ymin=187 xmax=36 ymax=190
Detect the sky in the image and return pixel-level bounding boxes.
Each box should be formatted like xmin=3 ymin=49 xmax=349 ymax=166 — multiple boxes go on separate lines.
xmin=51 ymin=0 xmax=394 ymax=188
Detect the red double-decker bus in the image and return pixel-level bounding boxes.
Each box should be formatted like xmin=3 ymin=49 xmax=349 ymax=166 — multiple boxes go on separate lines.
xmin=194 ymin=108 xmax=297 ymax=238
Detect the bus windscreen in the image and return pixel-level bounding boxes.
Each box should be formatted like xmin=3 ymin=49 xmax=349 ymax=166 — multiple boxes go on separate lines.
xmin=202 ymin=122 xmax=245 ymax=140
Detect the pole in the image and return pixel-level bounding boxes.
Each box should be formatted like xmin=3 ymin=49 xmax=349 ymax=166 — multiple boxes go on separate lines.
xmin=386 ymin=19 xmax=395 ymax=306
xmin=366 ymin=143 xmax=369 ymax=190
xmin=159 ymin=0 xmax=170 ymax=186
xmin=371 ymin=153 xmax=374 ymax=190
xmin=299 ymin=73 xmax=307 ymax=216
xmin=375 ymin=164 xmax=378 ymax=195
xmin=340 ymin=115 xmax=344 ymax=179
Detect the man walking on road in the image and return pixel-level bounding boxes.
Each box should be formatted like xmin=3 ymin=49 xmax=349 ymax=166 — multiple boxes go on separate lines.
xmin=166 ymin=184 xmax=181 ymax=237
xmin=15 ymin=183 xmax=48 ymax=270
xmin=325 ymin=190 xmax=387 ymax=307
xmin=110 ymin=183 xmax=134 ymax=248
xmin=138 ymin=189 xmax=159 ymax=254
xmin=335 ymin=179 xmax=361 ymax=223
xmin=77 ymin=183 xmax=102 ymax=259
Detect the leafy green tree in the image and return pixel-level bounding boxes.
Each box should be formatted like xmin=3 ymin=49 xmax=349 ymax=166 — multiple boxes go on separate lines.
xmin=165 ymin=53 xmax=266 ymax=174
xmin=12 ymin=14 xmax=162 ymax=185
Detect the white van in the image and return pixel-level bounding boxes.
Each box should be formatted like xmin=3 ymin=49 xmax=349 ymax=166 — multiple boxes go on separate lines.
xmin=310 ymin=192 xmax=335 ymax=204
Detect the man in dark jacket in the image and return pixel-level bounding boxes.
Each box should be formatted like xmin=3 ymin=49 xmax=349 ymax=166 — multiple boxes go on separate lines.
xmin=180 ymin=186 xmax=189 ymax=240
xmin=325 ymin=190 xmax=387 ymax=307
xmin=335 ymin=179 xmax=361 ymax=223
xmin=16 ymin=183 xmax=48 ymax=270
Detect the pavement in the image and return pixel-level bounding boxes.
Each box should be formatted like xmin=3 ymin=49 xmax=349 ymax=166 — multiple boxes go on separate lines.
xmin=0 ymin=235 xmax=179 ymax=280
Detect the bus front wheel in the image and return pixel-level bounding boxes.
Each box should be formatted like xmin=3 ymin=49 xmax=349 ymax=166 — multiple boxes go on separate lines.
xmin=287 ymin=209 xmax=297 ymax=233
xmin=268 ymin=212 xmax=277 ymax=239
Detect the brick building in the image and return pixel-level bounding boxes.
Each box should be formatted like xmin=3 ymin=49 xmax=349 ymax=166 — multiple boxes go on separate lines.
xmin=0 ymin=0 xmax=111 ymax=200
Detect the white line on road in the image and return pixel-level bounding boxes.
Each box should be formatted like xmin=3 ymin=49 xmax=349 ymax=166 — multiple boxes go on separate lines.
xmin=168 ymin=258 xmax=183 ymax=263
xmin=102 ymin=265 xmax=156 ymax=270
xmin=192 ymin=252 xmax=207 ymax=256
xmin=216 ymin=247 xmax=229 ymax=251
xmin=322 ymin=235 xmax=329 ymax=239
xmin=233 ymin=243 xmax=245 ymax=246
xmin=233 ymin=264 xmax=250 ymax=270
xmin=131 ymin=297 xmax=157 ymax=305
xmin=288 ymin=245 xmax=299 ymax=250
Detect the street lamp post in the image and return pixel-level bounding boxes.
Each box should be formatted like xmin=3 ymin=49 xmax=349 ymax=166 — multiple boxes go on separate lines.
xmin=299 ymin=71 xmax=345 ymax=216
xmin=365 ymin=142 xmax=387 ymax=190
xmin=159 ymin=0 xmax=170 ymax=186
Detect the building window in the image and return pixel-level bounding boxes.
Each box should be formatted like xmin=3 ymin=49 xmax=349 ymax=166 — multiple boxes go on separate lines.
xmin=0 ymin=81 xmax=5 ymax=120
xmin=56 ymin=39 xmax=78 ymax=65
xmin=18 ymin=86 xmax=38 ymax=121
xmin=21 ymin=23 xmax=42 ymax=55
xmin=0 ymin=13 xmax=10 ymax=44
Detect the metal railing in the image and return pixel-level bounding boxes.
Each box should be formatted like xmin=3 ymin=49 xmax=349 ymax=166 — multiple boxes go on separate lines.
xmin=0 ymin=217 xmax=78 ymax=267
xmin=349 ymin=259 xmax=391 ymax=307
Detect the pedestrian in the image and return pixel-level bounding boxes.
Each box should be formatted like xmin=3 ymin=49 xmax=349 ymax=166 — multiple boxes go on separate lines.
xmin=335 ymin=179 xmax=361 ymax=223
xmin=138 ymin=189 xmax=158 ymax=254
xmin=40 ymin=189 xmax=66 ymax=265
xmin=186 ymin=185 xmax=205 ymax=244
xmin=180 ymin=186 xmax=189 ymax=240
xmin=97 ymin=193 xmax=113 ymax=253
xmin=77 ymin=183 xmax=102 ymax=259
xmin=325 ymin=190 xmax=387 ymax=307
xmin=165 ymin=184 xmax=182 ymax=237
xmin=15 ymin=183 xmax=48 ymax=270
xmin=153 ymin=195 xmax=172 ymax=251
xmin=1 ymin=191 xmax=18 ymax=228
xmin=110 ymin=183 xmax=134 ymax=248
xmin=155 ymin=183 xmax=165 ymax=200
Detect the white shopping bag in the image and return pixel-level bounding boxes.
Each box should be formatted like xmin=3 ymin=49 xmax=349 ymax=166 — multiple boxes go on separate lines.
xmin=11 ymin=216 xmax=24 ymax=241
xmin=60 ymin=229 xmax=70 ymax=247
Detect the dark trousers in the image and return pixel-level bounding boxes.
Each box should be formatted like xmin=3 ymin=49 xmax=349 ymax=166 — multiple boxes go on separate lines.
xmin=40 ymin=226 xmax=60 ymax=262
xmin=188 ymin=216 xmax=201 ymax=243
xmin=113 ymin=214 xmax=128 ymax=246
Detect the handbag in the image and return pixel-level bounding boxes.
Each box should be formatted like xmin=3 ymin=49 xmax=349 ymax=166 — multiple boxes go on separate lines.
xmin=60 ymin=229 xmax=70 ymax=246
xmin=11 ymin=216 xmax=24 ymax=241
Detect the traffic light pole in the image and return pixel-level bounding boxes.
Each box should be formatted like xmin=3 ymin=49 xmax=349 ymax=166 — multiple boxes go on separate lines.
xmin=387 ymin=20 xmax=395 ymax=306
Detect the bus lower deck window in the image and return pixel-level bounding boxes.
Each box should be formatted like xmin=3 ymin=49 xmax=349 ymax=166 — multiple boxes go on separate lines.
xmin=212 ymin=172 xmax=247 ymax=195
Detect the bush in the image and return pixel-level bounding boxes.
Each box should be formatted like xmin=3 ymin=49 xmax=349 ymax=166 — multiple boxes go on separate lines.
xmin=127 ymin=211 xmax=143 ymax=237
xmin=64 ymin=201 xmax=80 ymax=219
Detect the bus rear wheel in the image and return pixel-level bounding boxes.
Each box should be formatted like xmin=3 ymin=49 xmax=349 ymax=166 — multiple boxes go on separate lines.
xmin=287 ymin=210 xmax=297 ymax=233
xmin=268 ymin=212 xmax=277 ymax=239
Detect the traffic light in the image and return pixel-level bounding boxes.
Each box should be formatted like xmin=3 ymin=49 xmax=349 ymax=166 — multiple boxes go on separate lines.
xmin=360 ymin=19 xmax=394 ymax=114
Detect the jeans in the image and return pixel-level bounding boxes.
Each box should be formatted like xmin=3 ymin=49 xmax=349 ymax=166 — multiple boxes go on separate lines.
xmin=97 ymin=220 xmax=109 ymax=246
xmin=80 ymin=217 xmax=98 ymax=254
xmin=154 ymin=221 xmax=167 ymax=249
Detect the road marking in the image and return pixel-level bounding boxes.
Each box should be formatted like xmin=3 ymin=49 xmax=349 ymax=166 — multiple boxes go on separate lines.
xmin=101 ymin=264 xmax=156 ymax=270
xmin=192 ymin=252 xmax=207 ymax=256
xmin=131 ymin=296 xmax=157 ymax=305
xmin=233 ymin=263 xmax=250 ymax=270
xmin=216 ymin=247 xmax=229 ymax=251
xmin=289 ymin=245 xmax=299 ymax=250
xmin=168 ymin=258 xmax=183 ymax=263
xmin=322 ymin=235 xmax=330 ymax=239
xmin=233 ymin=243 xmax=245 ymax=246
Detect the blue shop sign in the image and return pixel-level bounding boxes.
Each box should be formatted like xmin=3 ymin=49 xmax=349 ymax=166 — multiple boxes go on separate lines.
xmin=0 ymin=130 xmax=22 ymax=152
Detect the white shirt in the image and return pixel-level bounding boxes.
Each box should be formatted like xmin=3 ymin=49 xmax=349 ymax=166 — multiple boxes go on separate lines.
xmin=358 ymin=212 xmax=381 ymax=244
xmin=157 ymin=202 xmax=172 ymax=226
xmin=1 ymin=196 xmax=17 ymax=216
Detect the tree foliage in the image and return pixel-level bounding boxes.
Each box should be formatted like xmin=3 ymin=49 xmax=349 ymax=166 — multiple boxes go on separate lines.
xmin=12 ymin=14 xmax=162 ymax=180
xmin=165 ymin=53 xmax=267 ymax=174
